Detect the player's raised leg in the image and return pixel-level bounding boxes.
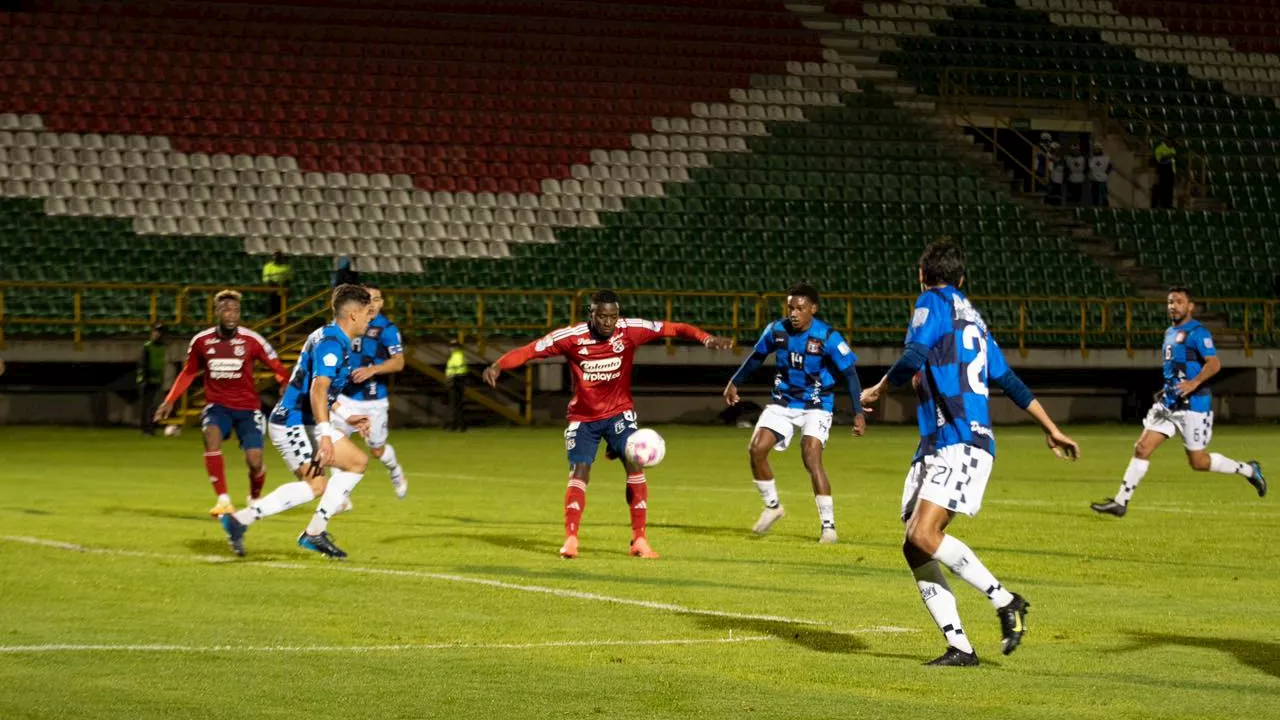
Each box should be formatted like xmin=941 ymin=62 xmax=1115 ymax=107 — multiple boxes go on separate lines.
xmin=220 ymin=423 xmax=325 ymax=555
xmin=370 ymin=425 xmax=407 ymax=499
xmin=1092 ymin=427 xmax=1166 ymax=516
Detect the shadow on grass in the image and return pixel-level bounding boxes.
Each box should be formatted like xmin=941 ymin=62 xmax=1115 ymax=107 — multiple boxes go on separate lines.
xmin=1121 ymin=632 xmax=1280 ymax=679
xmin=103 ymin=505 xmax=207 ymax=523
xmin=183 ymin=538 xmax=232 ymax=556
xmin=695 ymin=615 xmax=868 ymax=654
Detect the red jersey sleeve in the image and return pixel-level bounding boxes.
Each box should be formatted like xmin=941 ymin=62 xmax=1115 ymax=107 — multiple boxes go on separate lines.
xmin=496 ymin=328 xmax=572 ymax=370
xmin=249 ymin=333 xmax=290 ymax=385
xmin=621 ymin=319 xmax=711 ymax=346
xmin=162 ymin=338 xmax=204 ymax=405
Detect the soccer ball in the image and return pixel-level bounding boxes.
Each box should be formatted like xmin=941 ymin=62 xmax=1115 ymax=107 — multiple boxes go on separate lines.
xmin=625 ymin=428 xmax=666 ymax=468
xmin=164 ymin=424 xmax=182 ymax=437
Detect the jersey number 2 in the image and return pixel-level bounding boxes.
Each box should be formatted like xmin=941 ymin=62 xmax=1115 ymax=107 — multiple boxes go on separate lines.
xmin=962 ymin=325 xmax=989 ymax=397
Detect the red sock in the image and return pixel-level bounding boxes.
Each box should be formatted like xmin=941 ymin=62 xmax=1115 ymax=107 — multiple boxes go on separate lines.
xmin=203 ymin=451 xmax=227 ymax=496
xmin=564 ymin=476 xmax=587 ymax=538
xmin=626 ymin=472 xmax=648 ymax=540
xmin=249 ymin=469 xmax=266 ymax=500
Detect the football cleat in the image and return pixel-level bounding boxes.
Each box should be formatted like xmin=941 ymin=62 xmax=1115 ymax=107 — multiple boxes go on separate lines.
xmin=629 ymin=537 xmax=660 ymax=559
xmin=1090 ymin=498 xmax=1127 ymax=517
xmin=1247 ymin=460 xmax=1267 ymax=498
xmin=997 ymin=593 xmax=1030 ymax=656
xmin=558 ymin=535 xmax=579 ymax=559
xmin=219 ymin=514 xmax=247 ymax=557
xmin=390 ymin=469 xmax=408 ymax=499
xmin=818 ymin=523 xmax=838 ymax=545
xmin=752 ymin=506 xmax=786 ymax=534
xmin=297 ymin=531 xmax=347 ymax=559
xmin=208 ymin=500 xmax=236 ymax=517
xmin=924 ymin=647 xmax=980 ymax=666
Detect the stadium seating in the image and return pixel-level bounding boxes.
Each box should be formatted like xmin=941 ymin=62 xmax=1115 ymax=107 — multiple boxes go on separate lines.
xmin=863 ymin=0 xmax=1280 ymax=210
xmin=0 ymin=0 xmax=1136 ymax=344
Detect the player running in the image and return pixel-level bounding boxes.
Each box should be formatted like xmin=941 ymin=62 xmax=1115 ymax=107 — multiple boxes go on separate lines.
xmin=332 ymin=283 xmax=409 ymax=499
xmin=1091 ymin=286 xmax=1266 ymax=517
xmin=723 ymin=284 xmax=866 ymax=544
xmin=154 ymin=289 xmax=289 ymax=516
xmin=860 ymin=240 xmax=1080 ymax=666
xmin=482 ymin=290 xmax=734 ymax=560
xmin=218 ymin=284 xmax=375 ymax=559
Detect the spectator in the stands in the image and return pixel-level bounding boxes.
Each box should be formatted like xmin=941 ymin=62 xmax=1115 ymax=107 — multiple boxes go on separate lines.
xmin=261 ymin=250 xmax=291 ymax=328
xmin=332 ymin=255 xmax=360 ymax=287
xmin=1047 ymin=142 xmax=1064 ymax=205
xmin=1089 ymin=141 xmax=1114 ymax=207
xmin=1065 ymin=143 xmax=1087 ymax=205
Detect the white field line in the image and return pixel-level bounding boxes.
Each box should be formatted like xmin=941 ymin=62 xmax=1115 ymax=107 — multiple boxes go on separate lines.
xmin=0 ymin=535 xmax=915 ymax=633
xmin=0 ymin=636 xmax=778 ymax=654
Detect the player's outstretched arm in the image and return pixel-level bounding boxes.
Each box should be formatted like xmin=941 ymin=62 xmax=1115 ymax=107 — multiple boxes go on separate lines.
xmin=483 ymin=332 xmax=567 ymax=388
xmin=657 ymin=321 xmax=734 ymax=349
xmin=156 ymin=348 xmax=203 ymax=421
xmin=724 ymin=324 xmax=773 ymax=405
xmin=990 ymin=370 xmax=1079 ymax=461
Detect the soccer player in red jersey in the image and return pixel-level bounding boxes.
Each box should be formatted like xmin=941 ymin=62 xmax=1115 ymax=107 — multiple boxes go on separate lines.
xmin=483 ymin=290 xmax=734 ymax=559
xmin=155 ymin=290 xmax=290 ymax=516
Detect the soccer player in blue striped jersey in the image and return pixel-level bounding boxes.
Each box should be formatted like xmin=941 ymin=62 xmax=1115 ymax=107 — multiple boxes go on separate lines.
xmin=218 ymin=284 xmax=375 ymax=559
xmin=724 ymin=284 xmax=866 ymax=544
xmin=333 ymin=283 xmax=409 ymax=499
xmin=861 ymin=240 xmax=1080 ymax=667
xmin=1091 ymin=286 xmax=1266 ymax=517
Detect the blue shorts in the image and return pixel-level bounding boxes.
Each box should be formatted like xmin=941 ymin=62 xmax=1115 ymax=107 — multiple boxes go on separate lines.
xmin=565 ymin=410 xmax=638 ymax=467
xmin=202 ymin=404 xmax=265 ymax=450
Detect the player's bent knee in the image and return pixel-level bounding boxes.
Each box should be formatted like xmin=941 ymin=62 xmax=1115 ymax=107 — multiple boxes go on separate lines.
xmin=1188 ymin=452 xmax=1211 ymax=471
xmin=371 ymin=446 xmax=385 ymax=458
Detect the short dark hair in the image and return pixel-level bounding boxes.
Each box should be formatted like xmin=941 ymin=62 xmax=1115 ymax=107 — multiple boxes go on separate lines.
xmin=1168 ymin=284 xmax=1192 ymax=301
xmin=590 ymin=289 xmax=620 ymax=309
xmin=786 ymin=283 xmax=819 ymax=305
xmin=331 ymin=283 xmax=372 ymax=316
xmin=919 ymin=239 xmax=966 ymax=287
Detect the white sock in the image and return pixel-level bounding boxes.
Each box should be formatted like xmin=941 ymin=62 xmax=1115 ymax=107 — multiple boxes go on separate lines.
xmin=233 ymin=481 xmax=316 ymax=526
xmin=1209 ymin=453 xmax=1254 ymax=478
xmin=305 ymin=470 xmax=364 ymax=536
xmin=933 ymin=535 xmax=1015 ymax=609
xmin=815 ymin=495 xmax=834 ymax=527
xmin=755 ymin=479 xmax=780 ymax=509
xmin=378 ymin=443 xmax=403 ymax=478
xmin=913 ymin=560 xmax=973 ymax=654
xmin=1114 ymin=457 xmax=1150 ymax=505
xmin=216 ymin=493 xmax=231 ymax=505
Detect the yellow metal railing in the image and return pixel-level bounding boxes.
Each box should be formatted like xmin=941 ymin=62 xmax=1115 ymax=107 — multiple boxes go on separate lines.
xmin=385 ymin=288 xmax=1280 ymax=359
xmin=937 ymin=66 xmax=1211 ymax=198
xmin=2 ymin=284 xmax=1276 ymax=357
xmin=0 ymin=282 xmax=288 ymax=350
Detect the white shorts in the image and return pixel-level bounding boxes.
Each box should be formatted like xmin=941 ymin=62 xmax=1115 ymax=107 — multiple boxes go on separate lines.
xmin=1142 ymin=404 xmax=1213 ymax=451
xmin=753 ymin=405 xmax=833 ymax=451
xmin=900 ymin=444 xmax=995 ymax=522
xmin=268 ymin=422 xmax=346 ymax=473
xmin=332 ymin=397 xmax=391 ymax=448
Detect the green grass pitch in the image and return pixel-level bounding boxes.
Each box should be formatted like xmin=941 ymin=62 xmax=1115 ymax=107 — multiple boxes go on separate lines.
xmin=0 ymin=424 xmax=1275 ymax=719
